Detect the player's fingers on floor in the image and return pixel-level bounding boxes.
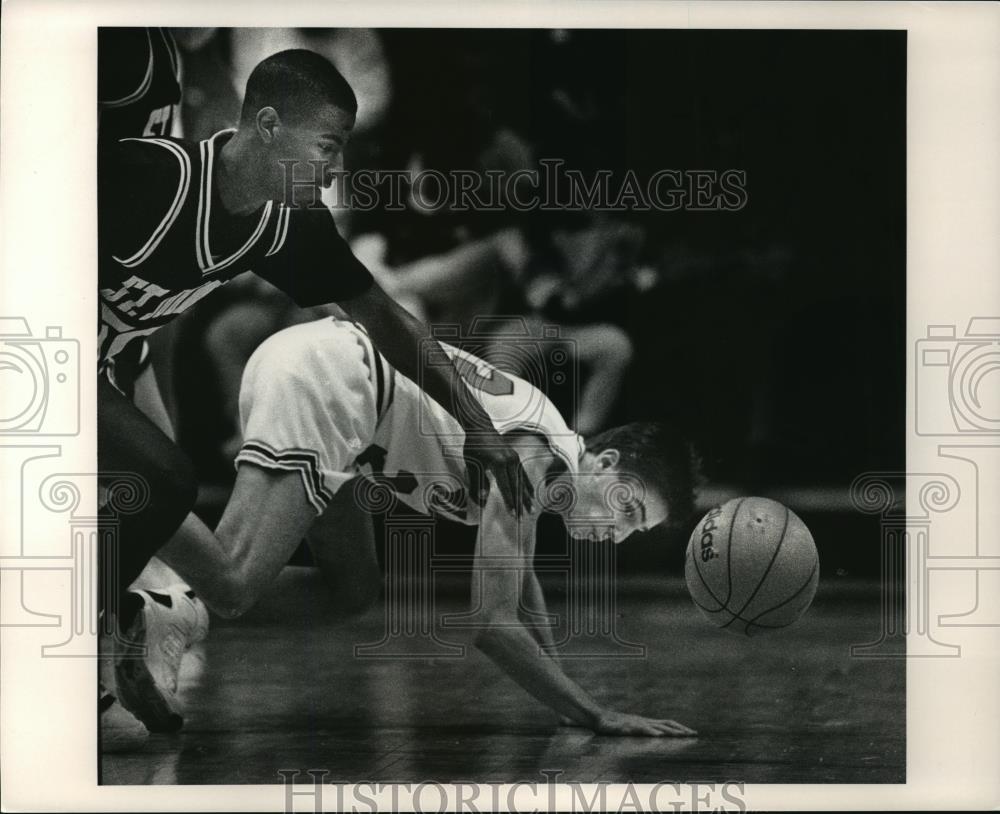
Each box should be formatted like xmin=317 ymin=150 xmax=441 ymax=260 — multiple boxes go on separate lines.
xmin=657 ymin=719 xmax=698 ymax=736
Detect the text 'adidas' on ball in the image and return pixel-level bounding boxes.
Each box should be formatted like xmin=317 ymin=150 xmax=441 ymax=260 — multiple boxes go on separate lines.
xmin=685 ymin=497 xmax=819 ymax=635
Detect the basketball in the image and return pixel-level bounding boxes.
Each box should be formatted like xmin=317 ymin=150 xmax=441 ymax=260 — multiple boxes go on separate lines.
xmin=685 ymin=497 xmax=819 ymax=635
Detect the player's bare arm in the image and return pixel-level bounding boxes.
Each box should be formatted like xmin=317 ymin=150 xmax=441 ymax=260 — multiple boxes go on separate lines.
xmin=338 ymin=280 xmax=534 ymax=517
xmin=155 ymin=465 xmax=312 ymax=619
xmin=516 ymin=571 xmax=581 ymax=729
xmin=506 ymin=438 xmax=563 ymax=657
xmin=470 ymin=452 xmax=695 ymax=737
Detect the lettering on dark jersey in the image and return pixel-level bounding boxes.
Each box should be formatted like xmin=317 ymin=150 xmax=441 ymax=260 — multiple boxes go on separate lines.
xmin=142 ymin=104 xmax=177 ymax=137
xmin=101 ymin=274 xmax=224 ymax=322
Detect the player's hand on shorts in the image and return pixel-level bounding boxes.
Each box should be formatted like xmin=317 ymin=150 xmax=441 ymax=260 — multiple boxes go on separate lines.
xmin=464 ymin=432 xmax=534 ymax=517
xmin=593 ymin=709 xmax=697 ymax=737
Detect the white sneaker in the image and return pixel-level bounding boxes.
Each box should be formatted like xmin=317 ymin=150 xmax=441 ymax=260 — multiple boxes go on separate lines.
xmin=115 ymin=586 xmax=210 ymax=732
xmin=100 ymin=681 xmax=149 ymax=752
xmin=99 ymin=613 xmax=149 ymax=752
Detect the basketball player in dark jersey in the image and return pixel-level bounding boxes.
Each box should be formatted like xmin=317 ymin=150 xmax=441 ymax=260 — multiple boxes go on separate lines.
xmin=97 ymin=27 xmax=204 ymax=752
xmin=97 ymin=49 xmax=534 ymax=740
xmin=98 ymin=26 xmax=182 ymax=397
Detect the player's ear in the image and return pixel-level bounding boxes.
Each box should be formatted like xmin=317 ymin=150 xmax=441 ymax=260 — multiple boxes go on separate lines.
xmin=255 ymin=106 xmax=281 ymax=143
xmin=597 ymin=449 xmax=620 ymax=470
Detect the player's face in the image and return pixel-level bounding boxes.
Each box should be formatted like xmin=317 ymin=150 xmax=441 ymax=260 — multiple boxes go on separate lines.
xmin=557 ymin=453 xmax=670 ymax=544
xmin=271 ymin=103 xmax=355 ymax=193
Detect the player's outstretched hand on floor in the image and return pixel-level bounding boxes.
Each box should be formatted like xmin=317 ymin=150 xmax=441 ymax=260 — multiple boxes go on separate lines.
xmin=593 ymin=709 xmax=698 ymax=737
xmin=464 ymin=431 xmax=534 ymax=517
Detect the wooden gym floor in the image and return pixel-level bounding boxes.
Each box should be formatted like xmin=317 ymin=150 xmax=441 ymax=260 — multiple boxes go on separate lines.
xmin=101 ymin=569 xmax=904 ymax=785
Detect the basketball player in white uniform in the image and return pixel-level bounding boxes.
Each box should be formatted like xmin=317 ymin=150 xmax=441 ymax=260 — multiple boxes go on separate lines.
xmin=154 ymin=317 xmax=699 ymax=737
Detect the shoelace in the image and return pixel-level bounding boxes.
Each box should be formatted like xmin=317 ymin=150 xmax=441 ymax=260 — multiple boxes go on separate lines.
xmin=157 ymin=627 xmax=187 ymax=692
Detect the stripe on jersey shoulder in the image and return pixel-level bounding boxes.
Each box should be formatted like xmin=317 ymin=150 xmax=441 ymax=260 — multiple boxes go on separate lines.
xmin=265 ymin=205 xmax=292 ymax=256
xmin=238 ymin=440 xmax=334 ymax=514
xmin=159 ymin=28 xmax=181 ymax=81
xmin=112 ymin=138 xmax=191 ymax=268
xmin=99 ymin=28 xmax=154 ymax=109
xmin=196 ymin=137 xmax=212 ymax=269
xmin=196 ymin=131 xmax=274 ymax=275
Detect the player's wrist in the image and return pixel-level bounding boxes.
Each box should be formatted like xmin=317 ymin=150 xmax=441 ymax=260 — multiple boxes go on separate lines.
xmin=584 ymin=705 xmax=610 ymax=730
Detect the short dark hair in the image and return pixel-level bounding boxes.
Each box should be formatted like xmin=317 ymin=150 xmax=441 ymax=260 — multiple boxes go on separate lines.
xmin=585 ymin=422 xmax=700 ymax=529
xmin=240 ymin=49 xmax=357 ymax=125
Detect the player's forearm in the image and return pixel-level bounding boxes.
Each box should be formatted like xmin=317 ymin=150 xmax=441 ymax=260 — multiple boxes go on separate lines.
xmin=156 ymin=513 xmax=245 ymax=618
xmin=519 ymin=610 xmax=558 ymax=655
xmin=357 ymin=291 xmax=495 ymax=433
xmin=519 ymin=576 xmax=561 ymax=658
xmin=474 ymin=622 xmax=603 ymax=727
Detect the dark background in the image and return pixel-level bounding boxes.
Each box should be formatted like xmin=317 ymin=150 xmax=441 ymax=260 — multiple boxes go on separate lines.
xmin=366 ymin=30 xmax=905 ymax=577
xmin=369 ymin=29 xmax=906 ymax=484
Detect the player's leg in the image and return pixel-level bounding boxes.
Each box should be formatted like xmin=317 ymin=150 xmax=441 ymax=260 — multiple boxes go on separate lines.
xmin=109 ymin=460 xmax=314 ymax=734
xmin=305 ymin=476 xmax=383 ymax=617
xmin=129 ymin=359 xmax=200 ymax=591
xmin=98 ymin=374 xmax=196 ymax=612
xmin=558 ymin=322 xmax=634 ymax=436
xmin=97 ymin=373 xmax=200 ymax=738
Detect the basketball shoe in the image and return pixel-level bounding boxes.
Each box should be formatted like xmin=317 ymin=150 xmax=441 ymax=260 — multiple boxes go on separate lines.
xmin=115 ymin=586 xmax=209 ymax=732
xmin=99 ymin=608 xmax=148 ymax=752
xmin=99 ymin=623 xmax=149 ymax=753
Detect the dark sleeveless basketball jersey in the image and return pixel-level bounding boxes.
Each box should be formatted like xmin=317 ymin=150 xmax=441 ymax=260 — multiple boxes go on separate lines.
xmin=98 ymin=129 xmax=374 ymax=365
xmin=97 ymin=28 xmax=184 ymax=390
xmin=99 ymin=28 xmax=182 ymax=143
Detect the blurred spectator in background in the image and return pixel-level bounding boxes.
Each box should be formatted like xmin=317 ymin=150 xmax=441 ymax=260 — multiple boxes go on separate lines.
xmin=351 ymin=121 xmax=641 ymax=438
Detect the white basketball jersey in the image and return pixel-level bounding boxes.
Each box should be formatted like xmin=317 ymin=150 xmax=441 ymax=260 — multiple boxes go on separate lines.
xmin=369 ymin=340 xmax=584 ymax=524
xmin=237 ymin=318 xmax=584 ymax=522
